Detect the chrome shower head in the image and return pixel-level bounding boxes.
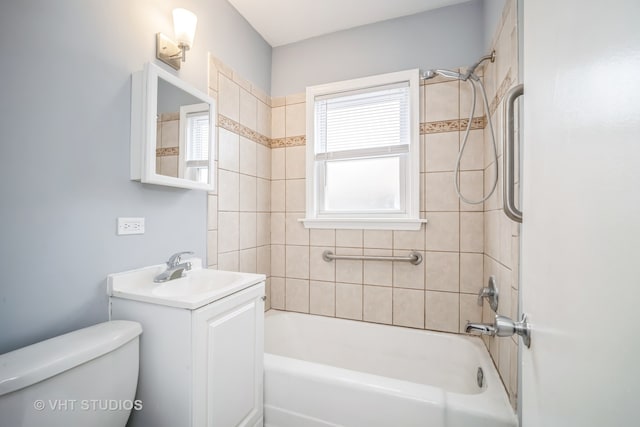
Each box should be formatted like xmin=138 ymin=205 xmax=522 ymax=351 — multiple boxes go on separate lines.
xmin=422 ymin=69 xmax=464 ymax=80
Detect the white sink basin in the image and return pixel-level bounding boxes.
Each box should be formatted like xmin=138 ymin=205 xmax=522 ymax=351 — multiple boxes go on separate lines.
xmin=107 ymin=258 xmax=265 ymax=309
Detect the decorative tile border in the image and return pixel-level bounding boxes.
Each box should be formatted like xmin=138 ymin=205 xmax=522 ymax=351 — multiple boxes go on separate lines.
xmin=489 ymin=69 xmax=514 ymax=117
xmin=217 ymin=114 xmax=270 ymax=147
xmin=420 ymin=116 xmax=486 ymax=135
xmin=270 ymin=136 xmax=306 ymax=148
xmin=156 ymin=147 xmax=178 ymax=157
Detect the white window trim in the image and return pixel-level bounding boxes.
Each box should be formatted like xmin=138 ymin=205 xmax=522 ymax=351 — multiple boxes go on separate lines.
xmin=302 ymin=69 xmax=425 ymax=230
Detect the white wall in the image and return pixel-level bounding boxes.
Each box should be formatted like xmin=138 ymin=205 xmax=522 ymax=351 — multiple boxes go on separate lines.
xmin=271 ymin=0 xmax=485 ymax=96
xmin=0 ymin=0 xmax=271 ymax=354
xmin=483 ymin=0 xmax=507 ymax=49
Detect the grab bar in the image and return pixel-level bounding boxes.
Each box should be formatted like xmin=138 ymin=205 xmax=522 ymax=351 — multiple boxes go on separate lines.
xmin=503 ymin=84 xmax=524 ymax=223
xmin=322 ymin=250 xmax=423 ymax=265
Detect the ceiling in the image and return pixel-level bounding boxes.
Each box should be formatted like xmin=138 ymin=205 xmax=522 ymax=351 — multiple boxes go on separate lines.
xmin=227 ymin=0 xmax=471 ymax=47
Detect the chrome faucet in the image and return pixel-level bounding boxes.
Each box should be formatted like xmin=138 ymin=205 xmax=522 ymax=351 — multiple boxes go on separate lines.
xmin=465 ymin=314 xmax=532 ymax=348
xmin=153 ymin=251 xmax=194 ymax=283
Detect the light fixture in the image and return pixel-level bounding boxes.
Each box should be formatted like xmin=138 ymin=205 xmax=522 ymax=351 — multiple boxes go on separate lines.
xmin=156 ymin=8 xmax=198 ymax=70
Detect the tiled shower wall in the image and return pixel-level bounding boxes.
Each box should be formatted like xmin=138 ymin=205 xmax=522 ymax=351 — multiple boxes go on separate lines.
xmin=480 ymin=0 xmax=520 ymax=409
xmin=206 ymin=55 xmax=273 ymax=310
xmin=206 ymin=0 xmax=519 ymax=408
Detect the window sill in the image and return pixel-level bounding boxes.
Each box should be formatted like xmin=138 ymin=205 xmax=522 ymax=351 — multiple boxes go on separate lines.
xmin=300 ymin=218 xmax=427 ymax=231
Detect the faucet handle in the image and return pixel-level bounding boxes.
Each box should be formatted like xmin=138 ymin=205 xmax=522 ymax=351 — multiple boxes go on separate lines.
xmin=477 ymin=275 xmax=499 ymax=312
xmin=167 ymin=251 xmax=194 ymax=267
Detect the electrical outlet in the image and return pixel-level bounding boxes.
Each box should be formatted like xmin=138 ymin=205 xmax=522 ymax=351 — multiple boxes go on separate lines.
xmin=117 ymin=217 xmax=145 ymax=235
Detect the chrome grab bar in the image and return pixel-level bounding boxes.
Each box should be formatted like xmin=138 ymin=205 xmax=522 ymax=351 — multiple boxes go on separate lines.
xmin=503 ymin=84 xmax=524 ymax=223
xmin=322 ymin=250 xmax=423 ymax=265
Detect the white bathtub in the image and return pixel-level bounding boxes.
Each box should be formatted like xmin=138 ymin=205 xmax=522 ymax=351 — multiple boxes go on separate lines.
xmin=264 ymin=310 xmax=517 ymax=427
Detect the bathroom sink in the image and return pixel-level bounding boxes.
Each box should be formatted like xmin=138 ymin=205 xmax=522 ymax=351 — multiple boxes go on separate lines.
xmin=107 ymin=258 xmax=265 ymax=309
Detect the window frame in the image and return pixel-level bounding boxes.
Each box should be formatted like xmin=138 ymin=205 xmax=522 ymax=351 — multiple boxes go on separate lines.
xmin=303 ymin=69 xmax=424 ymax=230
xmin=178 ymin=103 xmax=212 ymax=184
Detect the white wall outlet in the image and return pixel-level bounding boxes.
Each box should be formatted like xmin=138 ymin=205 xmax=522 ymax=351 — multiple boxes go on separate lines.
xmin=117 ymin=217 xmax=145 ymax=235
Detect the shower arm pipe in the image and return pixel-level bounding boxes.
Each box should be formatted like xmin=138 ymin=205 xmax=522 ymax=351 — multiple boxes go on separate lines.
xmin=462 ymin=50 xmax=496 ymax=80
xmin=503 ymin=84 xmax=524 ymax=223
xmin=322 ymin=250 xmax=423 ymax=266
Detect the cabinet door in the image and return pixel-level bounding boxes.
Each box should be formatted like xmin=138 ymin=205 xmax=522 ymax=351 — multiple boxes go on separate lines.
xmin=192 ymin=284 xmax=264 ymax=427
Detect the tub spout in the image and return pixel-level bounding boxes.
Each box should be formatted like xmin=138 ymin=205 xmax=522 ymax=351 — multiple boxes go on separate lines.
xmin=465 ymin=322 xmax=496 ymax=336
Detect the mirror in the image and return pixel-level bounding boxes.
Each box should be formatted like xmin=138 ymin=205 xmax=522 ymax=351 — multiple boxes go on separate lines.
xmin=131 ymin=63 xmax=216 ymax=191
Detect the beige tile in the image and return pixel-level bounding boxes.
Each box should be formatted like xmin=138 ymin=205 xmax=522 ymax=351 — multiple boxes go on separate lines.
xmin=310 ymin=246 xmax=335 ymax=282
xmin=218 ymin=128 xmax=239 ymax=172
xmin=425 ymin=291 xmax=459 ymax=333
xmin=239 ymin=137 xmax=257 ymax=176
xmin=257 ymin=178 xmax=270 ymax=212
xmin=207 ymin=231 xmax=218 ymax=266
xmin=159 ymin=156 xmax=178 ymax=178
xmin=420 ymin=172 xmax=426 ymax=212
xmin=460 ymin=252 xmax=484 ymax=294
xmin=393 ymin=288 xmax=425 ymax=328
xmin=286 ymin=92 xmax=306 ymax=104
xmin=239 ymin=174 xmax=257 ymax=212
xmin=285 ymin=279 xmax=309 ymax=313
xmin=335 ymin=247 xmax=363 ymax=284
xmin=460 ymin=212 xmax=484 ymax=253
xmin=364 ymin=230 xmax=393 ymax=249
xmin=218 ymin=250 xmax=239 ymax=272
xmin=393 ymin=250 xmax=425 ymax=289
xmin=425 ymin=212 xmax=459 ymax=252
xmin=271 ymin=106 xmax=285 ymax=139
xmin=425 ymin=251 xmax=459 ymax=292
xmin=271 ymin=96 xmax=286 ymax=108
xmin=393 ymin=228 xmax=425 ymax=250
xmin=498 ymin=333 xmax=512 ymax=391
xmin=257 ymin=144 xmax=271 ymax=179
xmin=499 ymin=215 xmax=512 ymax=267
xmin=426 ymin=172 xmax=459 ymax=211
xmin=363 ymin=286 xmax=392 ymax=324
xmin=285 ymin=146 xmax=306 ymax=179
xmin=270 ymin=277 xmax=285 ymax=309
xmin=425 ymin=80 xmax=459 ymax=122
xmin=425 ymin=132 xmax=459 ymax=172
xmin=239 ymin=212 xmax=256 ymax=249
xmin=208 ymin=54 xmax=219 ymax=91
xmin=271 ymin=245 xmax=285 ymax=277
xmin=232 ymin=71 xmax=251 ymax=92
xmin=239 ymin=88 xmax=257 ymax=130
xmin=459 ymin=170 xmax=484 ymax=212
xmin=509 ymin=338 xmax=518 ymax=399
xmin=207 ymin=195 xmax=218 ymax=230
xmin=160 ymin=120 xmax=178 ymax=148
xmin=363 ymin=249 xmax=393 ymax=287
xmin=257 ymin=213 xmax=270 ymax=247
xmin=310 ymin=229 xmax=335 ymax=246
xmin=257 ymin=100 xmax=271 ymax=138
xmin=239 ymin=248 xmax=257 ymax=273
xmin=285 ymin=103 xmax=306 ymax=137
xmin=219 ymin=74 xmax=240 ymax=122
xmin=460 ymin=79 xmax=485 ymax=119
xmin=310 ymin=281 xmax=335 ymax=316
xmin=286 ymin=245 xmax=309 ymax=279
xmin=336 ymin=283 xmax=362 ymax=320
xmin=270 ymin=213 xmax=285 ymax=245
xmin=336 ymin=229 xmax=363 ymax=248
xmin=218 ymin=170 xmax=239 ymax=211
xmin=459 ymin=130 xmax=484 ymax=171
xmin=271 ymin=180 xmax=286 ymax=212
xmin=271 ymin=147 xmax=285 ymax=179
xmin=285 ymin=213 xmax=309 ymax=245
xmin=459 ymin=293 xmax=483 ymax=333
xmin=257 ymin=245 xmax=270 ymax=276
xmin=285 ymin=179 xmax=306 ymax=212
xmin=218 ymin=212 xmax=239 ymax=252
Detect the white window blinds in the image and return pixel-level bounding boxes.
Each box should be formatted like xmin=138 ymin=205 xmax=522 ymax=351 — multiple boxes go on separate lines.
xmin=314 ymin=82 xmax=410 ymax=159
xmin=186 ymin=112 xmax=209 ymax=161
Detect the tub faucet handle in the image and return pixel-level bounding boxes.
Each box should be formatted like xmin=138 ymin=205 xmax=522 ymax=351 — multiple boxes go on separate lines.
xmin=477 ymin=275 xmax=499 ymax=312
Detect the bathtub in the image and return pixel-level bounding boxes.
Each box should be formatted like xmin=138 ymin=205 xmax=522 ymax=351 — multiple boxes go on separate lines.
xmin=264 ymin=310 xmax=517 ymax=427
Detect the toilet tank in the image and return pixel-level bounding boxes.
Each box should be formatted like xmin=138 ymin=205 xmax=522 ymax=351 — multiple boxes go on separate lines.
xmin=0 ymin=320 xmax=142 ymax=427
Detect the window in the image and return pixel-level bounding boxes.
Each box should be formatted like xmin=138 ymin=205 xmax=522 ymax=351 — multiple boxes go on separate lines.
xmin=179 ymin=103 xmax=211 ymax=184
xmin=303 ymin=69 xmax=423 ymax=230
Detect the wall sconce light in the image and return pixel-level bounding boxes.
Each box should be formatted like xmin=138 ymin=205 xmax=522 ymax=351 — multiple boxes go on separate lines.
xmin=156 ymin=8 xmax=198 ymax=70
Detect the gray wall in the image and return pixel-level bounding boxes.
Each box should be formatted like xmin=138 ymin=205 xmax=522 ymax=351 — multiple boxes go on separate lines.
xmin=271 ymin=0 xmax=485 ymax=96
xmin=483 ymin=0 xmax=507 ymax=49
xmin=0 ymin=0 xmax=271 ymax=354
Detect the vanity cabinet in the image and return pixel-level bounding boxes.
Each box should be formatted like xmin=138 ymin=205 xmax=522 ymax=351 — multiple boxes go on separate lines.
xmin=109 ymin=281 xmax=265 ymax=427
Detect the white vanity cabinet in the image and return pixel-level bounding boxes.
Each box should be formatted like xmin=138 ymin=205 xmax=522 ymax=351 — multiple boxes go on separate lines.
xmin=108 ymin=266 xmax=265 ymax=427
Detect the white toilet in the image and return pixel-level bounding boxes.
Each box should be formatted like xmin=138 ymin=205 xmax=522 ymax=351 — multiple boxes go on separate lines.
xmin=0 ymin=320 xmax=142 ymax=427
